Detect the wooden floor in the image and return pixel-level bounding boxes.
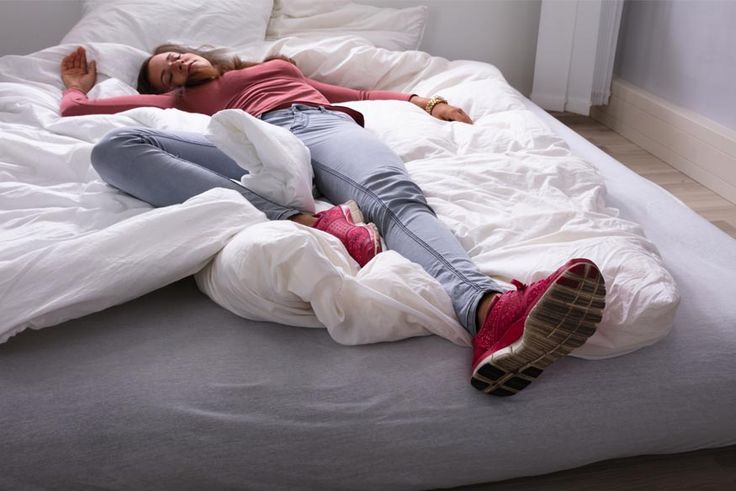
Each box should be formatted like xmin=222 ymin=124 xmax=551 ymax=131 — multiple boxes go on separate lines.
xmin=549 ymin=111 xmax=736 ymax=239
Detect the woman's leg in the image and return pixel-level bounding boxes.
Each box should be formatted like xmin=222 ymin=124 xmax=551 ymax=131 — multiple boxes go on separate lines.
xmin=261 ymin=105 xmax=606 ymax=398
xmin=90 ymin=126 xmax=300 ymax=220
xmin=262 ymin=105 xmax=504 ymax=335
xmin=90 ymin=126 xmax=385 ymax=263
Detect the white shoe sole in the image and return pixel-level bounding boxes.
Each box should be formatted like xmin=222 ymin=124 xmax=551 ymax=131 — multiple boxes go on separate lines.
xmin=343 ymin=200 xmax=364 ymax=224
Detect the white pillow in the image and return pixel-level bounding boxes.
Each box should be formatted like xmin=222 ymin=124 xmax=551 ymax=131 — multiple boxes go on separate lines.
xmin=267 ymin=1 xmax=428 ymax=51
xmin=272 ymin=0 xmax=352 ymax=17
xmin=62 ymin=0 xmax=275 ymax=52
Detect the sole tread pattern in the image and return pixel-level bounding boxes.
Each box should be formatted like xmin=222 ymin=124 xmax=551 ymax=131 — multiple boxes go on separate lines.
xmin=472 ymin=260 xmax=606 ymax=396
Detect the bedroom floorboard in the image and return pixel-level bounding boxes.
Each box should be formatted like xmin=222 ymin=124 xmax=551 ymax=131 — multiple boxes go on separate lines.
xmin=549 ymin=111 xmax=736 ymax=240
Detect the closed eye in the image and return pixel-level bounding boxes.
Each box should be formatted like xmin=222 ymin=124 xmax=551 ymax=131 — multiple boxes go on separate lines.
xmin=160 ymin=70 xmax=170 ymax=90
xmin=159 ymin=53 xmax=181 ymax=90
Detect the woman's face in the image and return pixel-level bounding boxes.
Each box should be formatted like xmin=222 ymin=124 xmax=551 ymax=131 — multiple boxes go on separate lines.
xmin=147 ymin=51 xmax=214 ymax=92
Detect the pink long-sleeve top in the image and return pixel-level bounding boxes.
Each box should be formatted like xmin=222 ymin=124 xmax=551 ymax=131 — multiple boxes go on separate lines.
xmin=60 ymin=58 xmax=413 ymax=127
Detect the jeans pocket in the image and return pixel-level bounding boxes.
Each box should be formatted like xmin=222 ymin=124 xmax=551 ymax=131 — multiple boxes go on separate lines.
xmin=289 ymin=110 xmax=310 ymax=132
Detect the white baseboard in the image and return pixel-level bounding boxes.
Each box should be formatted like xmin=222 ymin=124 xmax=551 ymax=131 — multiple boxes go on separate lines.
xmin=591 ymin=78 xmax=736 ymax=204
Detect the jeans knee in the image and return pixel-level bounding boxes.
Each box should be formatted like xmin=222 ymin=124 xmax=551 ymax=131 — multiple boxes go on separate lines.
xmin=90 ymin=127 xmax=147 ymax=177
xmin=357 ymin=165 xmax=434 ymax=228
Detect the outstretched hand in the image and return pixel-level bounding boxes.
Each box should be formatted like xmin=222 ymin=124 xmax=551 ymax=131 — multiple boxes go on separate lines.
xmin=409 ymin=95 xmax=473 ymax=124
xmin=430 ymin=103 xmax=473 ymax=124
xmin=61 ymin=47 xmax=97 ymax=93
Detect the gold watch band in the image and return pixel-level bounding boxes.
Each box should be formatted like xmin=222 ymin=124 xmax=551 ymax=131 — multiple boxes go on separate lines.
xmin=425 ymin=95 xmax=448 ymax=115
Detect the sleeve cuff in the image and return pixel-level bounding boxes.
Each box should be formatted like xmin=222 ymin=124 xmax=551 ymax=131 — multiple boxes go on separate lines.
xmin=63 ymin=87 xmax=87 ymax=96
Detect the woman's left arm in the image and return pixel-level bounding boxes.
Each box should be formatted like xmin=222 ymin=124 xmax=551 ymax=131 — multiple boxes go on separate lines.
xmin=305 ymin=77 xmax=472 ymax=124
xmin=305 ymin=77 xmax=412 ymax=104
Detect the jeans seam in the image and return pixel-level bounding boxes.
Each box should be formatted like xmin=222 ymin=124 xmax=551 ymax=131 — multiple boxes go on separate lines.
xmin=312 ymin=160 xmax=484 ymax=293
xmin=134 ymin=133 xmax=299 ymax=218
xmin=216 ymin=173 xmax=301 ymax=218
xmin=140 ymin=132 xmax=220 ymax=150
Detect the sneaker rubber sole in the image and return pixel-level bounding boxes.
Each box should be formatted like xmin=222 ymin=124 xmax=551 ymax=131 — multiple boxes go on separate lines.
xmin=471 ymin=259 xmax=606 ymax=396
xmin=343 ymin=200 xmax=364 ymax=224
xmin=362 ymin=222 xmax=382 ymax=259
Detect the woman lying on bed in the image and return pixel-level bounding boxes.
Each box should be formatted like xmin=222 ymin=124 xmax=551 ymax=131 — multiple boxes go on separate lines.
xmin=59 ymin=45 xmax=606 ymax=397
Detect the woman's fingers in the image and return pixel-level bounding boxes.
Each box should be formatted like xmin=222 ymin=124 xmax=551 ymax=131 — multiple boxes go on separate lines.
xmin=78 ymin=48 xmax=85 ymax=70
xmin=61 ymin=47 xmax=90 ymax=79
xmin=432 ymin=104 xmax=473 ymax=124
xmin=88 ymin=60 xmax=97 ymax=79
xmin=443 ymin=106 xmax=473 ymax=124
xmin=71 ymin=47 xmax=82 ymax=70
xmin=61 ymin=49 xmax=78 ymax=70
xmin=61 ymin=47 xmax=97 ymax=91
xmin=457 ymin=108 xmax=473 ymax=124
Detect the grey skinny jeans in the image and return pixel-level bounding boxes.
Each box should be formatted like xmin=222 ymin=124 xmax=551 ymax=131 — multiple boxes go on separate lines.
xmin=90 ymin=104 xmax=503 ymax=335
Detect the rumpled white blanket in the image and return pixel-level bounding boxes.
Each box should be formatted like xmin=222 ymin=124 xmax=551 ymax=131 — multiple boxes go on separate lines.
xmin=0 ymin=37 xmax=679 ymax=358
xmin=207 ymin=109 xmax=315 ymax=213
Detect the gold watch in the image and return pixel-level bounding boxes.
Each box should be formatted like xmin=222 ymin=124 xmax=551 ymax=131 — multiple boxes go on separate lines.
xmin=425 ymin=95 xmax=448 ymax=115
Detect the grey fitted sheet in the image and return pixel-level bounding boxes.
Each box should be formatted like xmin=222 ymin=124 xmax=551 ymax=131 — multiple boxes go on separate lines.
xmin=1 ymin=98 xmax=736 ymax=491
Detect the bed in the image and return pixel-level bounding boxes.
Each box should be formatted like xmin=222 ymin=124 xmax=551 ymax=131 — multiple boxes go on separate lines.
xmin=1 ymin=1 xmax=735 ymax=489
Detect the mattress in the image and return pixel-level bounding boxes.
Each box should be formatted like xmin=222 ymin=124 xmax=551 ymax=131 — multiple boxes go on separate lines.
xmin=1 ymin=92 xmax=735 ymax=490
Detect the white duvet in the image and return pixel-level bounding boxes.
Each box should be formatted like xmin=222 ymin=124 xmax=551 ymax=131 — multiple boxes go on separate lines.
xmin=0 ymin=37 xmax=679 ymax=358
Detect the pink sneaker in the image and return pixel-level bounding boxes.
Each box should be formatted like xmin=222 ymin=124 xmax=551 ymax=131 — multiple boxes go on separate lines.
xmin=471 ymin=258 xmax=606 ymax=396
xmin=313 ymin=200 xmax=382 ymax=267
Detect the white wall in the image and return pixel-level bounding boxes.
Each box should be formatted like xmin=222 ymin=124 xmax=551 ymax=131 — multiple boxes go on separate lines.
xmin=614 ymin=0 xmax=736 ymax=131
xmin=359 ymin=0 xmax=542 ymax=95
xmin=0 ymin=0 xmax=82 ymax=56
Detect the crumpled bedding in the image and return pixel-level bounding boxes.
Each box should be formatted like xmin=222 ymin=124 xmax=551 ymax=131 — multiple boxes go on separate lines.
xmin=0 ymin=37 xmax=679 ymax=358
xmin=206 ymin=109 xmax=316 ymax=213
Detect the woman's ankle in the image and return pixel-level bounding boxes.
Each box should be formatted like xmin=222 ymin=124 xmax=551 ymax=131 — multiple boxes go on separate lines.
xmin=288 ymin=213 xmax=317 ymax=227
xmin=476 ymin=292 xmax=500 ymax=328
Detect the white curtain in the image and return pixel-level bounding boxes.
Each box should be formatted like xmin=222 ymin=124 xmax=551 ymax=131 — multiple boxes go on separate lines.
xmin=531 ymin=0 xmax=624 ymax=115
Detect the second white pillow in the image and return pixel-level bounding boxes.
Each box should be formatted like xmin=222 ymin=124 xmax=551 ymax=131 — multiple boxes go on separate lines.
xmin=267 ymin=1 xmax=428 ymax=51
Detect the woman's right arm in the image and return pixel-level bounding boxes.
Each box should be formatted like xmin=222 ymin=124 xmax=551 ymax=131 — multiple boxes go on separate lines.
xmin=60 ymin=87 xmax=175 ymax=117
xmin=60 ymin=47 xmax=175 ymax=117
